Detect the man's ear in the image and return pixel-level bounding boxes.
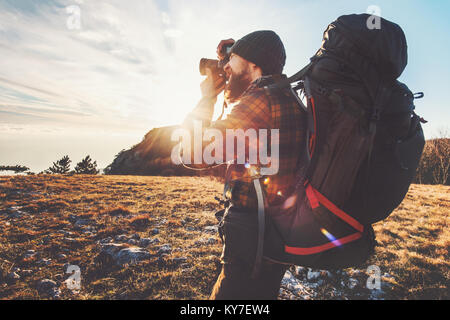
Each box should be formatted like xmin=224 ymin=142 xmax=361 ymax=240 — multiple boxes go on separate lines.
xmin=249 ymin=62 xmax=263 ymax=78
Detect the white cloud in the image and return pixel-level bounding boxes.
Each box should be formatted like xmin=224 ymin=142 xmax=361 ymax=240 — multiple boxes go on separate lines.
xmin=7 ymin=0 xmax=438 ymax=171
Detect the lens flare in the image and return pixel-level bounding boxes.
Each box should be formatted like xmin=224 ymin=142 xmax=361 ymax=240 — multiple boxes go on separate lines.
xmin=282 ymin=194 xmax=297 ymax=209
xmin=320 ymin=228 xmax=342 ymax=247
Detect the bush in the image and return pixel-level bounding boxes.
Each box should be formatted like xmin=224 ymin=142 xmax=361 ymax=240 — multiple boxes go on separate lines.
xmin=415 ymin=138 xmax=450 ymax=185
xmin=74 ymin=155 xmax=99 ymax=175
xmin=0 ymin=165 xmax=30 ymax=174
xmin=46 ymin=155 xmax=71 ymax=174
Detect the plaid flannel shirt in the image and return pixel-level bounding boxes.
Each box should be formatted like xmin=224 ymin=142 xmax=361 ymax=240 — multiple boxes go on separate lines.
xmin=183 ymin=75 xmax=306 ymax=211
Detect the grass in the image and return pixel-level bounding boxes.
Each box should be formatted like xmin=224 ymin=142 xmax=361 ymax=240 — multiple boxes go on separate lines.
xmin=0 ymin=174 xmax=448 ymax=300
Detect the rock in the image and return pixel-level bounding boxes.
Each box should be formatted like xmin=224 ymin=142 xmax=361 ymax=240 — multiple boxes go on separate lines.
xmin=157 ymin=219 xmax=167 ymax=225
xmin=348 ymin=278 xmax=359 ymax=289
xmin=128 ymin=239 xmax=138 ymax=245
xmin=157 ymin=254 xmax=169 ymax=266
xmin=349 ymin=269 xmax=363 ymax=277
xmin=38 ymin=258 xmax=52 ymax=266
xmin=99 ymin=237 xmax=113 ymax=244
xmin=115 ymin=234 xmax=128 ymax=242
xmin=294 ymin=266 xmax=307 ymax=279
xmin=101 ymin=243 xmax=127 ymax=256
xmin=98 ymin=243 xmax=151 ymax=267
xmin=8 ymin=211 xmax=22 ymax=219
xmin=57 ymin=254 xmax=67 ymax=260
xmin=7 ymin=272 xmax=20 ymax=281
xmin=157 ymin=244 xmax=172 ymax=256
xmin=54 ymin=274 xmax=64 ymax=281
xmin=63 ymin=237 xmax=78 ymax=244
xmin=180 ymin=263 xmax=191 ymax=270
xmin=204 ymin=226 xmax=218 ymax=234
xmin=139 ymin=238 xmax=155 ymax=247
xmin=195 ymin=237 xmax=217 ymax=246
xmin=186 ymin=226 xmax=195 ymax=231
xmin=63 ymin=263 xmax=71 ymax=273
xmin=281 ymin=271 xmax=306 ymax=297
xmin=306 ymin=269 xmax=321 ymax=281
xmin=131 ymin=233 xmax=140 ymax=240
xmin=74 ymin=219 xmax=92 ymax=227
xmin=172 ymin=257 xmax=188 ymax=264
xmin=58 ymin=230 xmax=73 ymax=236
xmin=151 ymin=228 xmax=160 ymax=235
xmin=369 ymin=288 xmax=386 ymax=300
xmin=316 ymin=279 xmax=325 ymax=287
xmin=37 ymin=279 xmax=61 ymax=298
xmin=20 ymin=270 xmax=33 ymax=276
xmin=7 ymin=206 xmax=26 ymax=218
xmin=382 ymin=273 xmax=395 ymax=280
xmin=115 ymin=247 xmax=152 ymax=266
xmin=23 ymin=249 xmax=37 ymax=259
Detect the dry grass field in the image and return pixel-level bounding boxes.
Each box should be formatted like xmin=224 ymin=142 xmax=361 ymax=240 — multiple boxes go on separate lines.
xmin=0 ymin=174 xmax=448 ymax=300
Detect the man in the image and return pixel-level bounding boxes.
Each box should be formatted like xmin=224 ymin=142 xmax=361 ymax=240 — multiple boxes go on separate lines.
xmin=182 ymin=30 xmax=306 ymax=299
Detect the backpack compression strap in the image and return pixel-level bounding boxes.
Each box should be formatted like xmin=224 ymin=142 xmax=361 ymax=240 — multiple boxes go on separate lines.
xmin=285 ymin=183 xmax=365 ymax=255
xmin=265 ymin=61 xmax=314 ymax=90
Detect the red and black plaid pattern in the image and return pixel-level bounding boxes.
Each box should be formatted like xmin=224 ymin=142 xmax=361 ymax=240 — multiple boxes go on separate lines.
xmin=183 ymin=76 xmax=306 ymax=210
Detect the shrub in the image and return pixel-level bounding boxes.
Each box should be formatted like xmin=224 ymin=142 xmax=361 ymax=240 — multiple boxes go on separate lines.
xmin=415 ymin=138 xmax=450 ymax=185
xmin=46 ymin=156 xmax=71 ymax=174
xmin=74 ymin=155 xmax=99 ymax=175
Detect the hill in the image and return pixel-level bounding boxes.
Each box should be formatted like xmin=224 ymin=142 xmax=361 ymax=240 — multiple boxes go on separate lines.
xmin=0 ymin=174 xmax=448 ymax=299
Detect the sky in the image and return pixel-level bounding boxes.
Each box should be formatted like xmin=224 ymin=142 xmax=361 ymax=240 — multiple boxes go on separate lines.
xmin=0 ymin=0 xmax=449 ymax=173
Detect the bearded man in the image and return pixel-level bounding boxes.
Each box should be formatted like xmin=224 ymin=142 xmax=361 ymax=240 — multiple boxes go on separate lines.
xmin=182 ymin=30 xmax=306 ymax=299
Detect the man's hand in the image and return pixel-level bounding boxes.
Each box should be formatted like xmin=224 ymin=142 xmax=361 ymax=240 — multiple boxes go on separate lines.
xmin=217 ymin=38 xmax=235 ymax=60
xmin=200 ymin=68 xmax=226 ymax=99
xmin=199 ymin=38 xmax=235 ymax=99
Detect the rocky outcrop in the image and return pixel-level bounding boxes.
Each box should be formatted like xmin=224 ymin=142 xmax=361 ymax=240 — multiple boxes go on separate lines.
xmin=104 ymin=125 xmax=179 ymax=175
xmin=104 ymin=125 xmax=226 ymax=177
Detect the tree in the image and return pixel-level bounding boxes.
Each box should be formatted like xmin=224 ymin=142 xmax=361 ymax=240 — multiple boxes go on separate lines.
xmin=74 ymin=155 xmax=99 ymax=174
xmin=0 ymin=165 xmax=30 ymax=174
xmin=46 ymin=155 xmax=71 ymax=174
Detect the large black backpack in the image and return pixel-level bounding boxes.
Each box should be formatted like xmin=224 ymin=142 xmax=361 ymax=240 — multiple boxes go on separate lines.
xmin=257 ymin=14 xmax=426 ymax=270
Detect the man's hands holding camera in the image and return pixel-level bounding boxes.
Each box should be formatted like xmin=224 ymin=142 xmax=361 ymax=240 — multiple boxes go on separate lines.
xmin=200 ymin=68 xmax=226 ymax=99
xmin=217 ymin=39 xmax=235 ymax=60
xmin=200 ymin=38 xmax=235 ymax=99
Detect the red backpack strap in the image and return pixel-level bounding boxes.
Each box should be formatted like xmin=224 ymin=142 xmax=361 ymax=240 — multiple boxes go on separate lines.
xmin=285 ymin=183 xmax=365 ymax=256
xmin=306 ymin=184 xmax=364 ymax=233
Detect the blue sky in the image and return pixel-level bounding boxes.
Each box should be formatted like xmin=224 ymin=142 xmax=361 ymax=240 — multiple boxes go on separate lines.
xmin=0 ymin=0 xmax=448 ymax=172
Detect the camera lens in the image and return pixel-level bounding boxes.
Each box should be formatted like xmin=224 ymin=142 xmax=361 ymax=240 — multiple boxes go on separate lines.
xmin=199 ymin=58 xmax=220 ymax=76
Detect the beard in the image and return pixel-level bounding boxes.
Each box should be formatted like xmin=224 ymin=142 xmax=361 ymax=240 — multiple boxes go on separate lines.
xmin=224 ymin=69 xmax=252 ymax=103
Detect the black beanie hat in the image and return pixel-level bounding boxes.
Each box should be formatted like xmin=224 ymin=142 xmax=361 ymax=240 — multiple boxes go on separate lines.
xmin=230 ymin=30 xmax=286 ymax=75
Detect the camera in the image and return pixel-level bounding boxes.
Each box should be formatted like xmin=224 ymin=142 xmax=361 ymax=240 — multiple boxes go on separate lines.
xmin=199 ymin=43 xmax=233 ymax=76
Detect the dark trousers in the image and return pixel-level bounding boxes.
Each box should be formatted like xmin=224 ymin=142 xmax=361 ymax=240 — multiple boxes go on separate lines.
xmin=210 ymin=206 xmax=289 ymax=300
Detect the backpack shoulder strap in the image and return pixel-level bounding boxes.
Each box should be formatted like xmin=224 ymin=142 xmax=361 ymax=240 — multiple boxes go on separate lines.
xmin=267 ymin=61 xmax=314 ymax=90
